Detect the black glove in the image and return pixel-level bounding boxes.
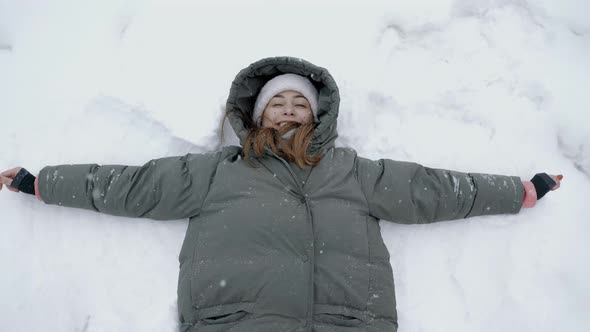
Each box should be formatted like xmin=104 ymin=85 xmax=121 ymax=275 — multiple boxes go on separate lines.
xmin=530 ymin=173 xmax=556 ymax=200
xmin=10 ymin=168 xmax=36 ymax=196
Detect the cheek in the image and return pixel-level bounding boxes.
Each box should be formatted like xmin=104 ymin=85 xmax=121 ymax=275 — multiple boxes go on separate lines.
xmin=302 ymin=109 xmax=313 ymax=122
xmin=261 ymin=116 xmax=273 ymax=127
xmin=261 ymin=109 xmax=277 ymax=126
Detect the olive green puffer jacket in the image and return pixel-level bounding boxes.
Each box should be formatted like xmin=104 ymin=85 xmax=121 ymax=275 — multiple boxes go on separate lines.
xmin=38 ymin=56 xmax=524 ymax=332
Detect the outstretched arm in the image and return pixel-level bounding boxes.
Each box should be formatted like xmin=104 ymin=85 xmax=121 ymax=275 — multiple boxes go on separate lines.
xmin=1 ymin=152 xmax=223 ymax=220
xmin=355 ymin=157 xmax=561 ymax=224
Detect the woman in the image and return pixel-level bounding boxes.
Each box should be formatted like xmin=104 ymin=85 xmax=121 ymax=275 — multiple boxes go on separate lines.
xmin=0 ymin=56 xmax=561 ymax=332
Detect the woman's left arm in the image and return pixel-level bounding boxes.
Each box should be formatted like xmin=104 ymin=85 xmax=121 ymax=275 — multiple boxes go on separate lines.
xmin=355 ymin=156 xmax=561 ymax=224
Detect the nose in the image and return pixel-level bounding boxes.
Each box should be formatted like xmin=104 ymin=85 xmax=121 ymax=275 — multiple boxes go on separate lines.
xmin=283 ymin=106 xmax=295 ymax=116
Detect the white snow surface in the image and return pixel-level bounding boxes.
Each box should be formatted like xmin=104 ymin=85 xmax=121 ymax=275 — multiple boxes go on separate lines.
xmin=1 ymin=1 xmax=589 ymax=331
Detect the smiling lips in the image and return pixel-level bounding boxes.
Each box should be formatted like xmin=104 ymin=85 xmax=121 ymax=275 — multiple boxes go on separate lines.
xmin=277 ymin=121 xmax=299 ymax=127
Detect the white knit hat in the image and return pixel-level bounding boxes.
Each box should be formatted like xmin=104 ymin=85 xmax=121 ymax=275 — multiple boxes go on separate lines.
xmin=253 ymin=73 xmax=319 ymax=126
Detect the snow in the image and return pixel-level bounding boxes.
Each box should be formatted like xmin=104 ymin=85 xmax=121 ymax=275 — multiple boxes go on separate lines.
xmin=1 ymin=0 xmax=589 ymax=331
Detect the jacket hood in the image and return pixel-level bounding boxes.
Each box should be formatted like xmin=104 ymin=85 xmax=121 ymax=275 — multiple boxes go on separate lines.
xmin=225 ymin=56 xmax=340 ymax=155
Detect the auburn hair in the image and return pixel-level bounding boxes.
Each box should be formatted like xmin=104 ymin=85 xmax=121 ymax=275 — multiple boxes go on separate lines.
xmin=221 ymin=110 xmax=322 ymax=168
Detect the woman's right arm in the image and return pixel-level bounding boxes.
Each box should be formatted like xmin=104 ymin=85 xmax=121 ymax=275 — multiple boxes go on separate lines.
xmin=1 ymin=151 xmax=223 ymax=220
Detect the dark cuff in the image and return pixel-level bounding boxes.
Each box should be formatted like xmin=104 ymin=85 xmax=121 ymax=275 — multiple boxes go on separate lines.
xmin=10 ymin=168 xmax=37 ymax=196
xmin=530 ymin=173 xmax=556 ymax=200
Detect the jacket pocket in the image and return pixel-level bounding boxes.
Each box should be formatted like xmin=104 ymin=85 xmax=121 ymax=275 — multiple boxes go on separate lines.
xmin=196 ymin=302 xmax=254 ymax=326
xmin=202 ymin=310 xmax=248 ymax=325
xmin=313 ymin=304 xmax=367 ymax=327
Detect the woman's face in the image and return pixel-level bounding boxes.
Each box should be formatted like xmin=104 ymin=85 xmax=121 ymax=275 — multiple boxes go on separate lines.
xmin=261 ymin=90 xmax=313 ymax=129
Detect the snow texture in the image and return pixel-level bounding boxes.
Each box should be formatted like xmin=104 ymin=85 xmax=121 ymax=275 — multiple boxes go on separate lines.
xmin=1 ymin=0 xmax=589 ymax=331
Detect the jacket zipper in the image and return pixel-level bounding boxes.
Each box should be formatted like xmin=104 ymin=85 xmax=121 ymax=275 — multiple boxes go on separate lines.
xmin=269 ymin=152 xmax=315 ymax=331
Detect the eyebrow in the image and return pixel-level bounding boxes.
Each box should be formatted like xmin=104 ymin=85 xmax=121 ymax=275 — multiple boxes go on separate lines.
xmin=272 ymin=94 xmax=307 ymax=100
